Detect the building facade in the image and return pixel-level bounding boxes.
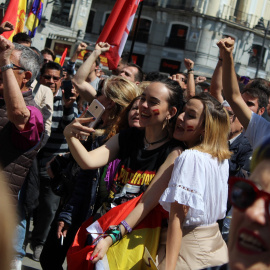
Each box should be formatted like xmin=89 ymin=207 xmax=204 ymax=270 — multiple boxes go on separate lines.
xmin=1 ymin=0 xmax=270 ymax=78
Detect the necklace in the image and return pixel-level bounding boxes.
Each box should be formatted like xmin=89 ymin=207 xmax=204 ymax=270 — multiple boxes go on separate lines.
xmin=144 ymin=132 xmax=169 ymax=150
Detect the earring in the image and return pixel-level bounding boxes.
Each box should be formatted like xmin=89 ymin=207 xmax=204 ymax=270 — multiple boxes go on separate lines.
xmin=166 ymin=117 xmax=170 ymax=126
xmin=199 ymin=134 xmax=203 ymax=142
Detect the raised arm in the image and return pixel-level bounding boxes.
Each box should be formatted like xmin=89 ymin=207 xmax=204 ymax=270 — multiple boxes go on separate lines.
xmin=66 ymin=42 xmax=88 ymax=75
xmin=0 ymin=36 xmax=30 ymax=130
xmin=217 ymin=38 xmax=252 ymax=129
xmin=184 ymin=58 xmax=196 ymax=99
xmin=210 ymin=58 xmax=224 ymax=103
xmin=64 ymin=118 xmax=119 ymax=170
xmin=90 ymin=147 xmax=183 ymax=263
xmin=72 ymin=42 xmax=110 ymax=103
xmin=70 ymin=42 xmax=87 ymax=63
xmin=0 ymin=21 xmax=14 ymax=34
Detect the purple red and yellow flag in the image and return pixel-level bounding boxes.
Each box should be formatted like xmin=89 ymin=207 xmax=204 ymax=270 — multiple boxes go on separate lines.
xmin=26 ymin=0 xmax=44 ymax=38
xmin=0 ymin=0 xmax=27 ymax=41
xmin=67 ymin=194 xmax=168 ymax=270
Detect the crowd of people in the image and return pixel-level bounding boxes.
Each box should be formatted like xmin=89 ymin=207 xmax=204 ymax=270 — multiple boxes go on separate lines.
xmin=1 ymin=20 xmax=270 ymax=270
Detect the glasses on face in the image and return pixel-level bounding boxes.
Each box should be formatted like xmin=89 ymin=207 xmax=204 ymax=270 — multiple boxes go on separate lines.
xmin=229 ymin=177 xmax=270 ymax=215
xmin=11 ymin=62 xmax=26 ymax=71
xmin=43 ymin=59 xmax=52 ymax=64
xmin=42 ymin=74 xmax=61 ymax=82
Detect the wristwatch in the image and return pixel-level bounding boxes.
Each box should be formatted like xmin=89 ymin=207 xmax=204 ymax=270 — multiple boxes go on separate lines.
xmin=0 ymin=63 xmax=13 ymax=72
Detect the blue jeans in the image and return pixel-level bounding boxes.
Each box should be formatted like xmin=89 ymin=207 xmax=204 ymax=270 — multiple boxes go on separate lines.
xmin=14 ymin=182 xmax=27 ymax=260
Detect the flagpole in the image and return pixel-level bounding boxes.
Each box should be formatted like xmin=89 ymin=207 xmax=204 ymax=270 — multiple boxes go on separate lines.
xmin=128 ymin=0 xmax=144 ymax=62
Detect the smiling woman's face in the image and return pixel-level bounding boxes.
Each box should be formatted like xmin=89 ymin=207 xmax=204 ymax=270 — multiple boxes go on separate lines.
xmin=128 ymin=99 xmax=141 ymax=128
xmin=228 ymin=159 xmax=270 ymax=270
xmin=138 ymin=82 xmax=171 ymax=128
xmin=173 ymin=99 xmax=205 ymax=148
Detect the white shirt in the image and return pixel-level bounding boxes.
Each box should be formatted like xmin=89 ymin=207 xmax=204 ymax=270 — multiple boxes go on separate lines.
xmin=159 ymin=149 xmax=229 ymax=227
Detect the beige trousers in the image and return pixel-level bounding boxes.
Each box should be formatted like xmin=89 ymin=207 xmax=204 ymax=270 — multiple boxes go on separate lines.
xmin=156 ymin=223 xmax=228 ymax=270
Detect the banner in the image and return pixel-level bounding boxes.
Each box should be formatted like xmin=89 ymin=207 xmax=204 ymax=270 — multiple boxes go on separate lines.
xmin=67 ymin=194 xmax=167 ymax=270
xmin=26 ymin=0 xmax=44 ymax=38
xmin=97 ymin=0 xmax=143 ymax=70
xmin=0 ymin=0 xmax=27 ymax=41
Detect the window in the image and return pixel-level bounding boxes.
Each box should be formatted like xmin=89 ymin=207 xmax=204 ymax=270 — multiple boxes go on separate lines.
xmin=86 ymin=10 xmax=95 ymax=33
xmin=159 ymin=59 xmax=181 ymax=75
xmin=100 ymin=12 xmax=111 ymax=33
xmin=166 ymin=24 xmax=188 ymax=49
xmin=248 ymin=44 xmax=267 ymax=68
xmin=128 ymin=18 xmax=152 ymax=43
xmin=50 ymin=0 xmax=74 ymax=27
xmin=131 ymin=53 xmax=145 ymax=68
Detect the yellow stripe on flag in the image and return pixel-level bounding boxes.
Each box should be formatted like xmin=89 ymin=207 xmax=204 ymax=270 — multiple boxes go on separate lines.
xmin=107 ymin=227 xmax=161 ymax=270
xmin=25 ymin=13 xmax=39 ymax=31
xmin=8 ymin=0 xmax=26 ymax=41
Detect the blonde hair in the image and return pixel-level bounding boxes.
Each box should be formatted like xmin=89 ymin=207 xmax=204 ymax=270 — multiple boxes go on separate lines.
xmin=103 ymin=76 xmax=142 ymax=139
xmin=0 ymin=171 xmax=16 ymax=270
xmin=103 ymin=76 xmax=141 ymax=118
xmin=192 ymin=93 xmax=231 ymax=162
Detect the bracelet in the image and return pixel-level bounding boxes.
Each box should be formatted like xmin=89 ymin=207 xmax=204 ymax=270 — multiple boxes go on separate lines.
xmin=188 ymin=68 xmax=194 ymax=72
xmin=219 ymin=58 xmax=223 ymax=62
xmin=120 ymin=220 xmax=132 ymax=233
xmin=105 ymin=225 xmax=122 ymax=244
xmin=0 ymin=63 xmax=13 ymax=72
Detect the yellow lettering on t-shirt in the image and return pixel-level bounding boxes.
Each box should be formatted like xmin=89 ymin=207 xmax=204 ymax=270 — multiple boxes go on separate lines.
xmin=118 ymin=167 xmax=126 ymax=182
xmin=133 ymin=172 xmax=142 ymax=184
xmin=140 ymin=173 xmax=147 ymax=185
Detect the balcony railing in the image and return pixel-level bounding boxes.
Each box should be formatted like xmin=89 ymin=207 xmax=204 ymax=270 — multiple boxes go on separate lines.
xmin=221 ymin=5 xmax=259 ymax=28
xmin=143 ymin=0 xmax=199 ymax=12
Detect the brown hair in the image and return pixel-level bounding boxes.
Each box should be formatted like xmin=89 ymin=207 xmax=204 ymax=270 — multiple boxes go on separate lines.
xmin=192 ymin=93 xmax=231 ymax=162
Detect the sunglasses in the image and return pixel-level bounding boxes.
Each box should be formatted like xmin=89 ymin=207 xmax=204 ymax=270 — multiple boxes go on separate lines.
xmin=42 ymin=75 xmax=61 ymax=82
xmin=229 ymin=177 xmax=270 ymax=214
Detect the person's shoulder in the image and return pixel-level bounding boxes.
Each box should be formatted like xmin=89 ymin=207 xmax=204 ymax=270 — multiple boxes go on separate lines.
xmin=181 ymin=149 xmax=211 ymax=158
xmin=168 ymin=138 xmax=186 ymax=150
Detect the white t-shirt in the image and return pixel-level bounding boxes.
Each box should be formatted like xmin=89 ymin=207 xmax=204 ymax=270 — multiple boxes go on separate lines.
xmin=159 ymin=149 xmax=229 ymax=227
xmin=244 ymin=112 xmax=270 ymax=149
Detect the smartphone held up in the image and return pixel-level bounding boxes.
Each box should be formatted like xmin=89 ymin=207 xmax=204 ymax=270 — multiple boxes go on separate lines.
xmin=62 ymin=80 xmax=76 ymax=99
xmin=80 ymin=99 xmax=105 ymax=140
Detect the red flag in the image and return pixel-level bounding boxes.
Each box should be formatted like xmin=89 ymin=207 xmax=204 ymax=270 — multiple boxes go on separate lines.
xmin=1 ymin=0 xmax=27 ymax=41
xmin=97 ymin=0 xmax=143 ymax=70
xmin=60 ymin=47 xmax=68 ymax=66
xmin=67 ymin=194 xmax=167 ymax=270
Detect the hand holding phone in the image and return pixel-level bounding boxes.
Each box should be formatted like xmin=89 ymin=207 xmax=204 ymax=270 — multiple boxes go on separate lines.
xmin=62 ymin=80 xmax=75 ymax=99
xmin=80 ymin=99 xmax=105 ymax=140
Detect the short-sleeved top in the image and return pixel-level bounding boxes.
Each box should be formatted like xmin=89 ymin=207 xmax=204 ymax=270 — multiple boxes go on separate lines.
xmin=244 ymin=112 xmax=270 ymax=149
xmin=106 ymin=127 xmax=182 ymax=206
xmin=12 ymin=105 xmax=44 ymax=151
xmin=159 ymin=149 xmax=229 ymax=227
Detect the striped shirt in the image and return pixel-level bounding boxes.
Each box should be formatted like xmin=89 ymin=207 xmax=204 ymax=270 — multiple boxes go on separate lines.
xmin=39 ymin=89 xmax=78 ymax=158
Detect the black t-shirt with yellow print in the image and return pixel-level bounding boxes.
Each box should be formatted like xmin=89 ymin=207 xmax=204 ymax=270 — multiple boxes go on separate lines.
xmin=106 ymin=127 xmax=182 ymax=208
